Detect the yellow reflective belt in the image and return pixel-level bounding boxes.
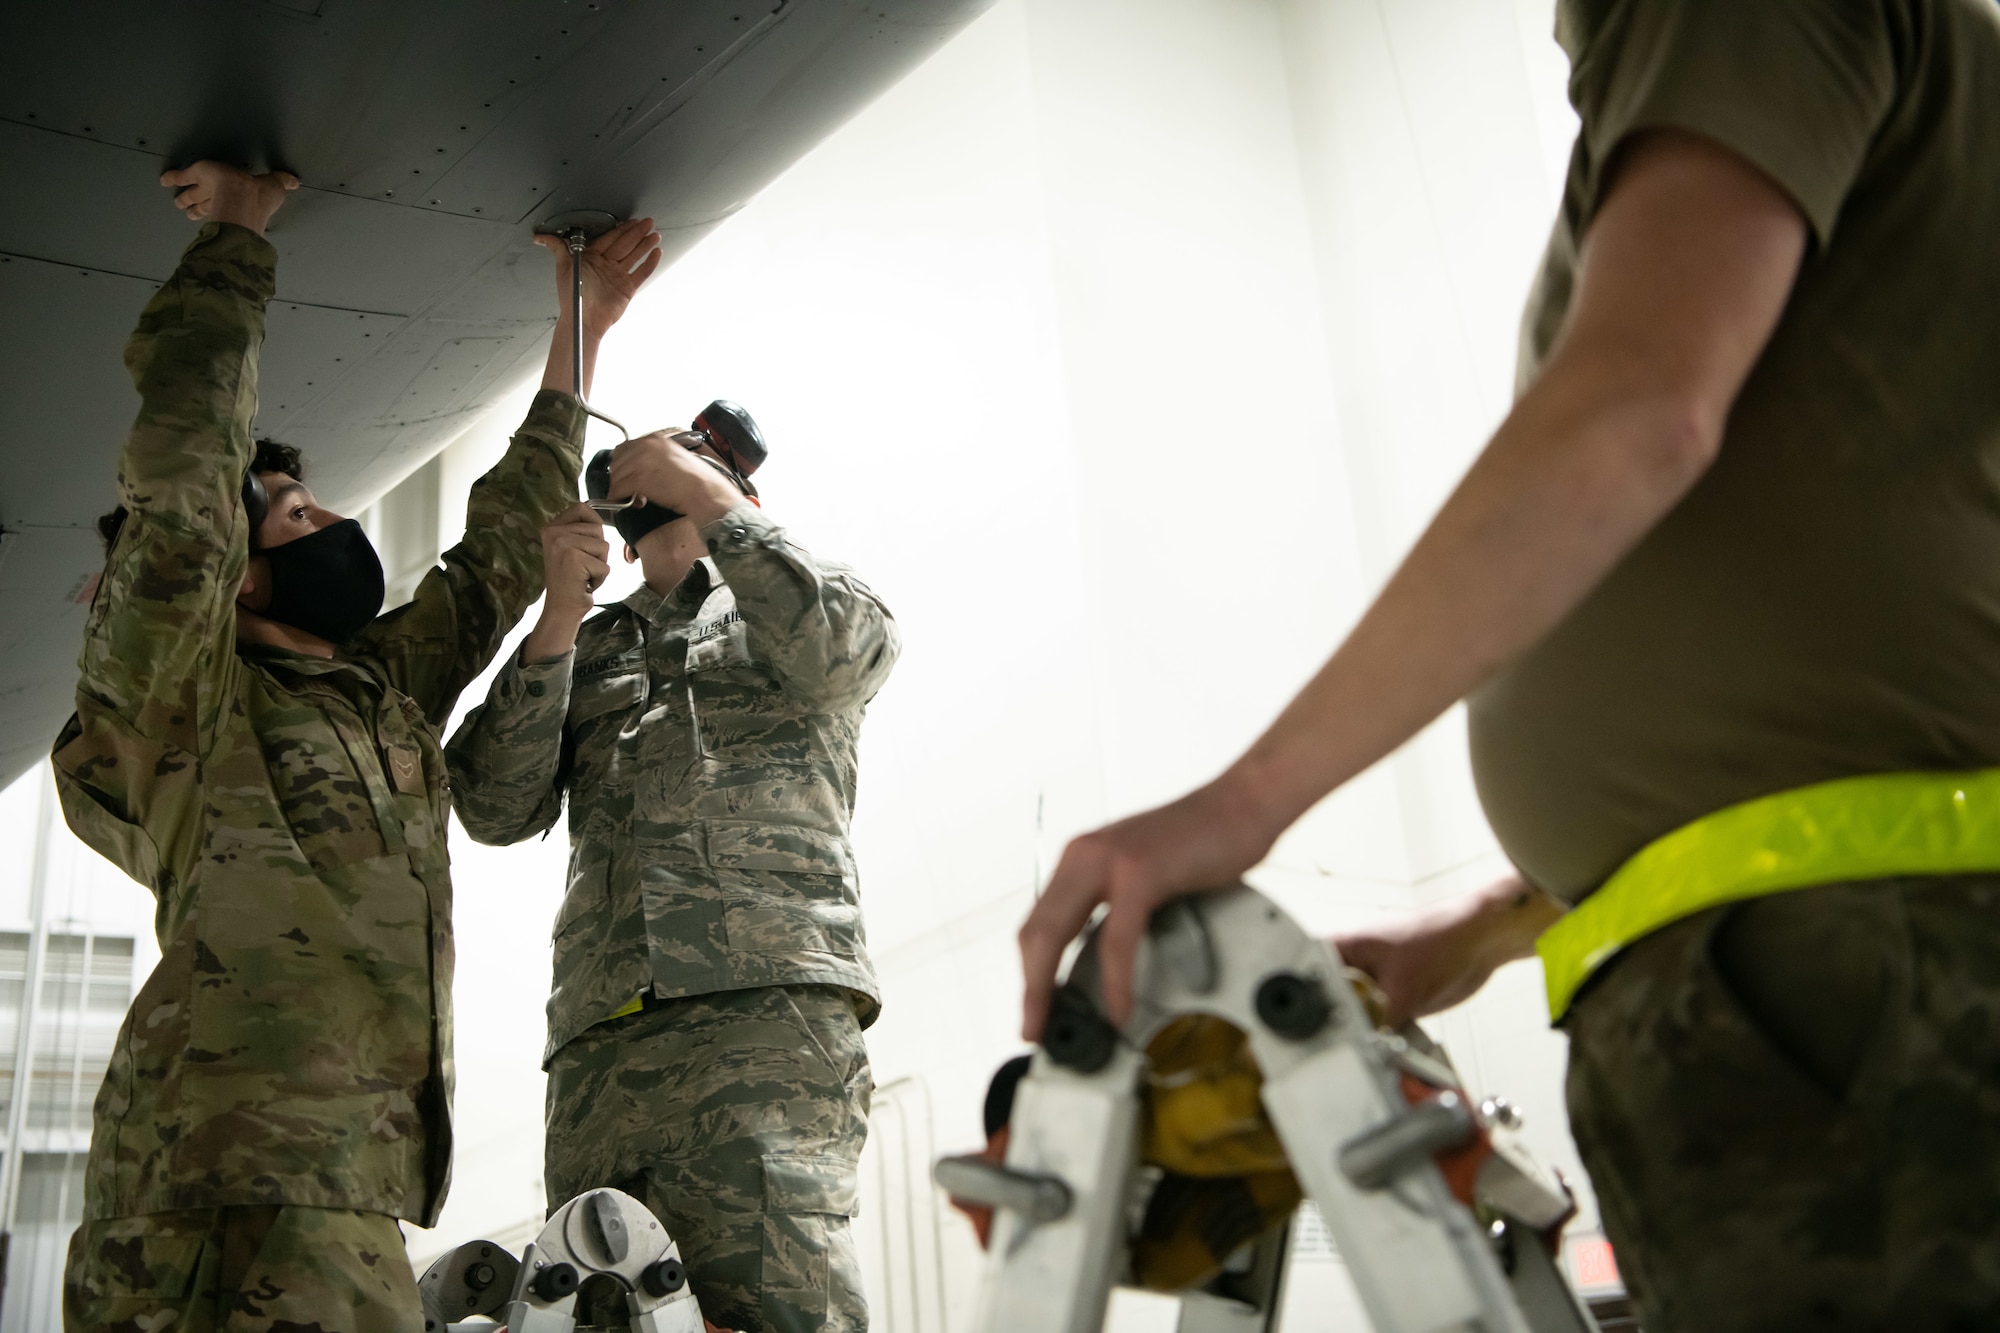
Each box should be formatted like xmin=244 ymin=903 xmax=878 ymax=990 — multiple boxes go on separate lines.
xmin=1536 ymin=767 xmax=2000 ymax=1021
xmin=601 ymin=993 xmax=646 ymax=1024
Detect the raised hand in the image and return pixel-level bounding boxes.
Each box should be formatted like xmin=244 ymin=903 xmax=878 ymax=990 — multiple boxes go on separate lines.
xmin=536 ymin=216 xmax=662 ymax=337
xmin=159 ymin=162 xmax=300 ymax=236
xmin=519 ymin=503 xmax=612 ymax=665
xmin=605 ymin=432 xmax=743 ymax=529
xmin=544 ymin=502 xmax=613 ymax=611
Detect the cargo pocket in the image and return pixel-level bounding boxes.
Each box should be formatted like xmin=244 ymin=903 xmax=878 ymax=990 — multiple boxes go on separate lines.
xmin=1708 ymin=885 xmax=1908 ymax=1103
xmin=760 ymin=1155 xmax=866 ymax=1333
xmin=712 ymin=823 xmax=863 ymax=963
xmin=723 ymin=898 xmax=862 ymax=961
xmin=67 ymin=1215 xmax=209 ymax=1312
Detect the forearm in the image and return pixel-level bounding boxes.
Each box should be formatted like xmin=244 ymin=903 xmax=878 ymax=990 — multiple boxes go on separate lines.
xmin=121 ymin=223 xmax=275 ymax=508
xmin=1225 ymin=363 xmax=1719 ymax=841
xmin=541 ymin=314 xmax=606 ymax=398
xmin=444 ymin=657 xmax=572 ymax=843
xmin=89 ymin=224 xmax=276 ymax=749
xmin=521 ymin=604 xmax=587 ymax=665
xmin=349 ymin=392 xmax=585 ymax=711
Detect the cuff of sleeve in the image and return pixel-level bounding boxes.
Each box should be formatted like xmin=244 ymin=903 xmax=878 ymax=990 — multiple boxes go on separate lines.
xmin=701 ymin=502 xmax=782 ymax=556
xmin=499 ymin=648 xmax=576 ymax=710
xmin=183 ymin=222 xmax=278 ymax=302
xmin=519 ymin=389 xmax=589 ymax=463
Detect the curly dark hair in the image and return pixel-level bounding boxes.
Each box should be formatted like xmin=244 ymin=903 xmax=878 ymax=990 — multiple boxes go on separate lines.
xmin=252 ymin=438 xmax=304 ymax=482
xmin=97 ymin=439 xmax=305 ymax=555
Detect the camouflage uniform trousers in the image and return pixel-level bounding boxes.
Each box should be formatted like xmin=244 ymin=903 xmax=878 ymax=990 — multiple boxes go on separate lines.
xmin=1565 ymin=874 xmax=2000 ymax=1333
xmin=546 ymin=983 xmax=872 ymax=1332
xmin=63 ymin=1206 xmax=421 ymax=1333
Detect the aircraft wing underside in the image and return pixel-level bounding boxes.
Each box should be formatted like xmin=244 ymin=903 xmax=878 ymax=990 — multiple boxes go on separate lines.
xmin=0 ymin=0 xmax=993 ymax=792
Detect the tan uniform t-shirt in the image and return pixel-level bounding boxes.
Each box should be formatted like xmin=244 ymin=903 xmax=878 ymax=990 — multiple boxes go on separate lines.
xmin=1469 ymin=0 xmax=2000 ymax=903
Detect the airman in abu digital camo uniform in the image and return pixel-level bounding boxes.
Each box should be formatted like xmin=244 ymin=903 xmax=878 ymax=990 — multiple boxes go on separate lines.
xmin=447 ymin=413 xmax=898 ymax=1332
xmin=53 ymin=160 xmax=659 ymax=1331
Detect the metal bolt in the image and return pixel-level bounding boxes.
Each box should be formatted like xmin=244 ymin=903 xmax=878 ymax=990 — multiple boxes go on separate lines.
xmin=1339 ymin=1090 xmax=1476 ymax=1190
xmin=934 ymin=1154 xmax=1072 ymax=1223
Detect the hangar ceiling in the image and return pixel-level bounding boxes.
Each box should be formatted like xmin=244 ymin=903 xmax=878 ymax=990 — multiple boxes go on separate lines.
xmin=0 ymin=0 xmax=993 ymax=790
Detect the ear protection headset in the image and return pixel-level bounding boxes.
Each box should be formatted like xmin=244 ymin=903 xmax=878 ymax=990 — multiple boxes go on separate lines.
xmin=243 ymin=469 xmax=270 ymax=547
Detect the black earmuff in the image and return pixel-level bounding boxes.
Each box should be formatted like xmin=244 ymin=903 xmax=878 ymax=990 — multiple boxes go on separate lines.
xmin=693 ymin=400 xmax=767 ymax=479
xmin=242 ymin=469 xmax=270 ymax=546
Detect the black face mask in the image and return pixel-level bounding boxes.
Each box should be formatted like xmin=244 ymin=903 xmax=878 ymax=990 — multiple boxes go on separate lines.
xmin=258 ymin=519 xmax=386 ymax=645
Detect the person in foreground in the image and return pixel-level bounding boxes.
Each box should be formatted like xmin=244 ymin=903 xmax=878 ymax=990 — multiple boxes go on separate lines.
xmin=55 ymin=159 xmax=657 ymax=1330
xmin=447 ymin=422 xmax=898 ymax=1331
xmin=1018 ymin=3 xmax=2000 ymax=1329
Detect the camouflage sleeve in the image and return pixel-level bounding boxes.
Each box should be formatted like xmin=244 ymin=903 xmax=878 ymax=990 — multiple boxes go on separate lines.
xmin=54 ymin=223 xmax=275 ymax=886
xmin=347 ymin=390 xmax=585 ymax=725
xmin=443 ymin=649 xmax=573 ymax=845
xmin=701 ymin=502 xmax=901 ymax=711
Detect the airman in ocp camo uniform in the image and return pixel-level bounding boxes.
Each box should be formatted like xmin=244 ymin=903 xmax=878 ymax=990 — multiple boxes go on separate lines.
xmin=52 ymin=161 xmax=659 ymax=1332
xmin=446 ymin=421 xmax=898 ymax=1333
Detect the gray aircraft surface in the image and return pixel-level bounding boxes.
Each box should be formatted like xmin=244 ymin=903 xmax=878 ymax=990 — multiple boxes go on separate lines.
xmin=0 ymin=0 xmax=992 ymax=792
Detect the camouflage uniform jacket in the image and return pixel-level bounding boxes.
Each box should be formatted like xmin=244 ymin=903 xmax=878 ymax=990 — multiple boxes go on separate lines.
xmin=51 ymin=222 xmax=583 ymax=1226
xmin=446 ymin=506 xmax=898 ymax=1061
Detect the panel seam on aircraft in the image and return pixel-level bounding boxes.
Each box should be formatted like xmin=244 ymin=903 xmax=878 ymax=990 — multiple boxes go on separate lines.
xmin=0 ymin=249 xmax=405 ymax=318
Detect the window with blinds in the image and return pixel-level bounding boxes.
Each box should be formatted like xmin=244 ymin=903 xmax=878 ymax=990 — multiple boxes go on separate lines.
xmin=0 ymin=931 xmax=136 ymax=1331
xmin=0 ymin=932 xmax=134 ymax=1138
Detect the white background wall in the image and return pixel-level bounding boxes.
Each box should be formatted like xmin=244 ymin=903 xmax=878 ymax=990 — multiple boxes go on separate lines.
xmin=2 ymin=1 xmax=1610 ymax=1328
